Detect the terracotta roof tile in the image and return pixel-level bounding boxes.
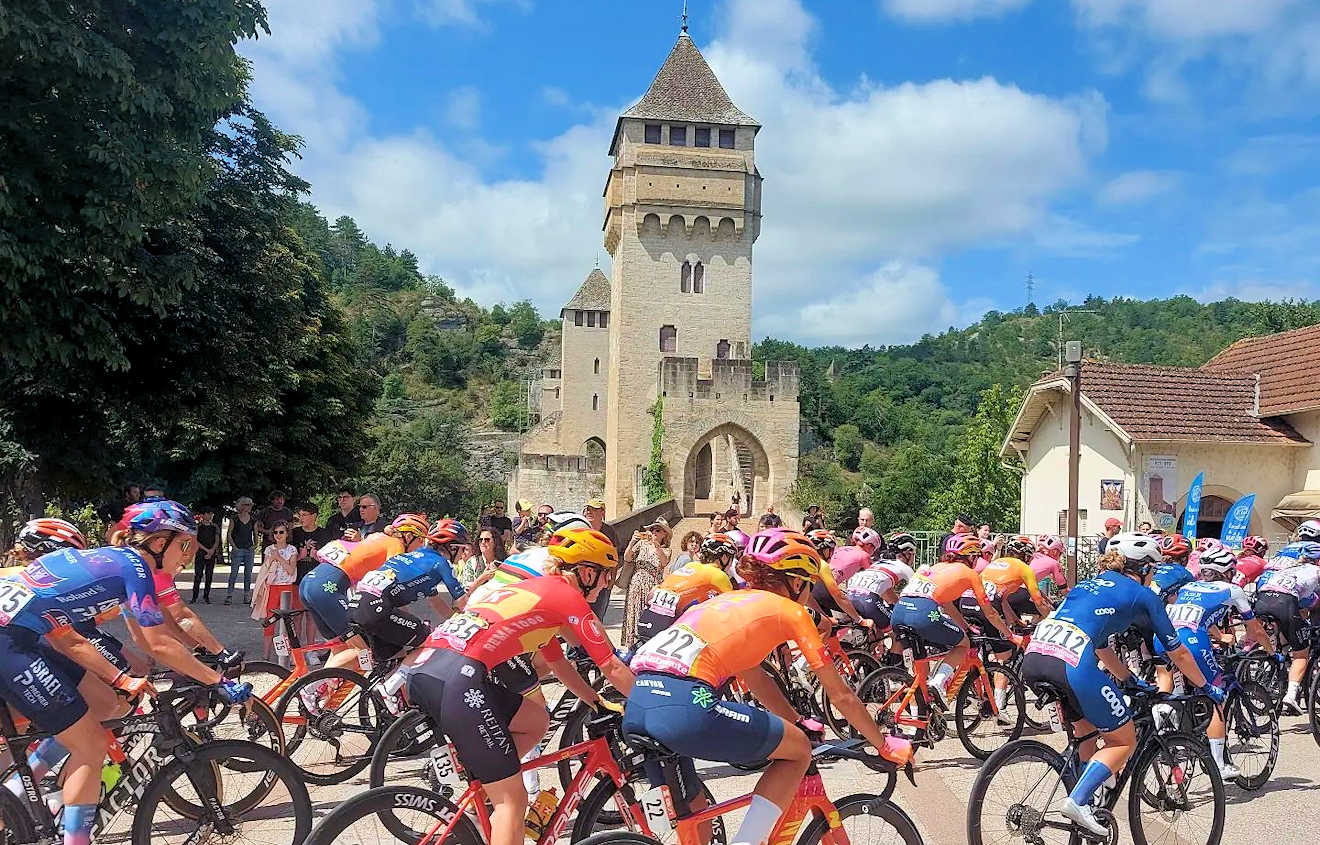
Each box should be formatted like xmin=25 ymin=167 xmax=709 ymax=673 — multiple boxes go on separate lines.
xmin=1033 ymin=361 xmax=1308 ymax=445
xmin=1202 ymin=323 xmax=1320 ymax=416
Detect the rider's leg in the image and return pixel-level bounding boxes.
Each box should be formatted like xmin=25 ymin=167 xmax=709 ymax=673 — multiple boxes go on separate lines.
xmin=484 ymin=774 xmax=531 ymax=845
xmin=929 ymin=638 xmax=969 ymax=698
xmin=735 ymin=715 xmax=809 ymax=845
xmin=1060 ymin=719 xmax=1135 ymax=835
xmin=325 ymin=634 xmax=368 ymax=672
xmin=54 ymin=712 xmax=110 ymax=829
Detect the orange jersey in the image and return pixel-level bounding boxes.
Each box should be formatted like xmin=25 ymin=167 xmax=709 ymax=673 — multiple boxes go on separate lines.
xmin=981 ymin=557 xmax=1042 ymax=602
xmin=423 ymin=575 xmax=613 ymax=669
xmin=335 ymin=533 xmax=405 ymax=583
xmin=902 ymin=562 xmax=988 ymax=604
xmin=631 ymin=589 xmax=827 ymax=686
xmin=647 ymin=562 xmax=733 ymax=617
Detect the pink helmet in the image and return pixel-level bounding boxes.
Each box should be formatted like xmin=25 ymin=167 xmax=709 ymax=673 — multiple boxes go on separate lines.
xmin=851 ymin=526 xmax=883 ymax=554
xmin=1242 ymin=536 xmax=1269 ymax=556
xmin=744 ymin=529 xmax=823 ymax=581
xmin=1196 ymin=537 xmax=1225 ymax=554
xmin=1037 ymin=535 xmax=1064 ymax=558
xmin=725 ymin=528 xmax=750 ymax=553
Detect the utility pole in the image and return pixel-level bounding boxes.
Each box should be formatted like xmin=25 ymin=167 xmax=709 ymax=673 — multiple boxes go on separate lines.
xmin=1065 ymin=340 xmax=1082 ymax=587
xmin=1056 ymin=308 xmax=1098 ymax=370
xmin=1025 ymin=272 xmax=1034 ymax=306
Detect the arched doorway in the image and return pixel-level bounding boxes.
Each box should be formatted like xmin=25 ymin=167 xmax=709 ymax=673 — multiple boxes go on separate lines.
xmin=682 ymin=424 xmax=770 ymax=516
xmin=1176 ymin=494 xmax=1233 ymax=540
xmin=583 ymin=437 xmax=606 ymax=473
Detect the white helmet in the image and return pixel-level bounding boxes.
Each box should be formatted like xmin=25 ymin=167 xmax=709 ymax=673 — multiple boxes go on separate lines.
xmin=1197 ymin=546 xmax=1237 ymax=577
xmin=1298 ymin=519 xmax=1320 ymax=542
xmin=545 ymin=511 xmax=590 ymax=534
xmin=1108 ymin=532 xmax=1163 ymax=564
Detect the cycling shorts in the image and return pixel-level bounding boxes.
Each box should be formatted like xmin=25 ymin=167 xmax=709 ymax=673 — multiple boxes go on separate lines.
xmin=1174 ymin=629 xmax=1223 ymax=687
xmin=298 ymin=563 xmax=351 ymax=640
xmin=633 ymin=608 xmax=676 ymax=648
xmin=0 ymin=626 xmax=88 ymax=734
xmin=490 ymin=653 xmax=541 ymax=696
xmin=1254 ymin=592 xmax=1306 ymax=651
xmin=890 ymin=597 xmax=965 ymax=653
xmin=811 ymin=581 xmax=841 ymax=617
xmin=1005 ymin=587 xmax=1039 ymax=618
xmin=1021 ymin=650 xmax=1130 ymax=733
xmin=623 ymin=673 xmax=783 ymax=774
xmin=350 ymin=592 xmax=429 ymax=661
xmin=848 ymin=594 xmax=891 ymax=630
xmin=408 ymin=650 xmax=526 ymax=783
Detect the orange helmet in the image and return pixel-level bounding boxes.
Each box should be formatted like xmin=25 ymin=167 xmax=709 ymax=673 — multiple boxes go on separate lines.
xmin=426 ymin=518 xmax=469 ymax=546
xmin=1158 ymin=533 xmax=1191 ymax=561
xmin=943 ymin=532 xmax=982 ymax=559
xmin=390 ymin=513 xmax=430 ymax=542
xmin=806 ymin=529 xmax=838 ymax=554
xmin=745 ymin=529 xmax=823 ymax=581
xmin=547 ymin=528 xmax=619 ymax=569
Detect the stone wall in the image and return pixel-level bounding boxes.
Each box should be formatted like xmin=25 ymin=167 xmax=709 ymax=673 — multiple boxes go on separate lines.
xmin=507 ymin=452 xmax=604 ymax=513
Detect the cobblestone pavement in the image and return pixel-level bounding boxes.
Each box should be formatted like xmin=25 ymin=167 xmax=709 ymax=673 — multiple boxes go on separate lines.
xmin=151 ymin=581 xmax=1320 ymax=844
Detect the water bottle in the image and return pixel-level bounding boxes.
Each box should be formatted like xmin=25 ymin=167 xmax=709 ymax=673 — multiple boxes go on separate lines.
xmin=524 ymin=788 xmax=558 ymax=840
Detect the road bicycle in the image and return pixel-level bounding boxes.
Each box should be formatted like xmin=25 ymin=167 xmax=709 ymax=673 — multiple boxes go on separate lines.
xmin=967 ymin=683 xmax=1225 ymax=845
xmin=857 ymin=628 xmax=1026 ymax=760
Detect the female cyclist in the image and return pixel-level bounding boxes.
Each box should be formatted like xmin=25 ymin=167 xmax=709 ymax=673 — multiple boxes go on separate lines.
xmin=1020 ymin=533 xmax=1222 ymax=837
xmin=1254 ymin=542 xmax=1320 ymax=713
xmin=632 ymin=534 xmax=735 ymax=647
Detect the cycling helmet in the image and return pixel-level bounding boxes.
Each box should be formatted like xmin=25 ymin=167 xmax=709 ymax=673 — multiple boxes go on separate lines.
xmin=1150 ymin=563 xmax=1195 ymax=598
xmin=886 ymin=531 xmax=917 ymax=554
xmin=1108 ymin=532 xmax=1163 ymax=565
xmin=545 ymin=511 xmax=591 ymax=534
xmin=1003 ymin=536 xmax=1036 ymax=561
xmin=1037 ymin=535 xmax=1065 ymax=558
xmin=547 ymin=528 xmax=619 ymax=569
xmin=125 ymin=500 xmax=197 ymax=535
xmin=391 ymin=513 xmax=430 ymax=542
xmin=851 ymin=526 xmax=883 ymax=554
xmin=1298 ymin=519 xmax=1320 ymax=542
xmin=745 ymin=529 xmax=823 ymax=581
xmin=1157 ymin=533 xmax=1191 ymax=561
xmin=725 ymin=528 xmax=750 ymax=552
xmin=1242 ymin=536 xmax=1269 ymax=556
xmin=942 ymin=532 xmax=982 ymax=560
xmin=17 ymin=518 xmax=87 ymax=557
xmin=807 ymin=529 xmax=838 ymax=555
xmin=1195 ymin=537 xmax=1225 ymax=554
xmin=1197 ymin=546 xmax=1237 ymax=577
xmin=700 ymin=532 xmax=740 ymax=561
xmin=1296 ymin=541 xmax=1320 ymax=562
xmin=426 ymin=518 xmax=469 ymax=547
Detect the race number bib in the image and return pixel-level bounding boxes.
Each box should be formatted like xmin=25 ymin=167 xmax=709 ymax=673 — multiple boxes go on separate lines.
xmin=356 ymin=569 xmax=396 ymax=597
xmin=272 ymin=633 xmax=291 ymax=659
xmin=316 ymin=540 xmax=356 ymax=566
xmin=436 ymin=613 xmax=488 ymax=648
xmin=0 ymin=581 xmax=36 ymax=627
xmin=648 ymin=588 xmax=682 ymax=617
xmin=1025 ymin=618 xmax=1091 ymax=667
xmin=847 ymin=569 xmax=888 ymax=596
xmin=1167 ymin=602 xmax=1205 ymax=630
xmin=903 ymin=576 xmax=936 ymax=599
xmin=429 ymin=744 xmax=466 ymax=789
xmin=1265 ymin=573 xmax=1300 ymax=597
xmin=631 ymin=625 xmax=708 ymax=676
xmin=983 ymin=580 xmax=999 ymax=602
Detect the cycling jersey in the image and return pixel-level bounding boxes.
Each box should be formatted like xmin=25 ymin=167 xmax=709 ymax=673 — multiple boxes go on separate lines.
xmin=323 ymin=533 xmax=406 ymax=583
xmin=1165 ymin=581 xmax=1254 ymax=633
xmin=828 ymin=546 xmax=872 ymax=586
xmin=0 ymin=547 xmax=165 ymax=634
xmin=1149 ymin=563 xmax=1195 ymax=599
xmin=1258 ymin=563 xmax=1320 ymax=608
xmin=1028 ymin=552 xmax=1066 ymax=593
xmin=354 ymin=548 xmax=464 ymax=607
xmin=634 ymin=562 xmax=732 ymax=646
xmin=421 ymin=574 xmax=612 ymax=668
xmin=630 ymin=589 xmax=826 ymax=687
xmin=901 ymin=562 xmax=989 ymax=604
xmin=1264 ymin=543 xmax=1309 ymax=571
xmin=1233 ymin=554 xmax=1268 ymax=589
xmin=981 ymin=557 xmax=1043 ymax=604
xmin=846 ymin=561 xmax=910 ymax=599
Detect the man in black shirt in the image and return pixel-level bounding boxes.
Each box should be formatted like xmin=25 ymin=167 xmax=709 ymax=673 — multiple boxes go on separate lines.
xmin=352 ymin=493 xmax=389 ymax=539
xmin=290 ymin=503 xmax=330 ymax=583
xmin=487 ymin=500 xmax=514 ymax=550
xmin=325 ymin=488 xmax=361 ymax=537
xmin=258 ymin=490 xmax=295 ymax=542
xmin=191 ymin=505 xmax=221 ymax=604
xmin=802 ymin=504 xmax=825 ymax=533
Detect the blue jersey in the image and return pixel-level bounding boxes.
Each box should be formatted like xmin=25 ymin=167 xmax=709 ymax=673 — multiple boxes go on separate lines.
xmin=1166 ymin=581 xmax=1254 ymax=634
xmin=1149 ymin=563 xmax=1195 ymax=599
xmin=0 ymin=547 xmax=164 ymax=635
xmin=1026 ymin=571 xmax=1180 ymax=669
xmin=355 ymin=547 xmax=464 ymax=608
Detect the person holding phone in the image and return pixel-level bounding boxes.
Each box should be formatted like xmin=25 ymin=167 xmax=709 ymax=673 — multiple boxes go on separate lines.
xmin=622 ymin=517 xmax=672 ymax=649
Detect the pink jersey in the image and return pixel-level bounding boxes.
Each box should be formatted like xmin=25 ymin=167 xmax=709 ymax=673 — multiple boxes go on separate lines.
xmin=829 ymin=546 xmax=872 ymax=585
xmin=1028 ymin=553 xmax=1066 ymax=588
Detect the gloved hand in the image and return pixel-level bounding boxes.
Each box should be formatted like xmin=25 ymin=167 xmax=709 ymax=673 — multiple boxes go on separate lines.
xmin=113 ymin=672 xmax=156 ymax=700
xmin=593 ymin=697 xmax=625 ymax=715
xmin=1122 ymin=676 xmax=1155 ymax=694
xmin=1271 ymin=651 xmax=1288 ymax=666
xmin=215 ymin=648 xmax=243 ymax=669
xmin=796 ymin=717 xmax=825 ymax=742
xmin=217 ymin=679 xmax=253 ymax=704
xmin=1202 ymin=682 xmax=1226 ymax=705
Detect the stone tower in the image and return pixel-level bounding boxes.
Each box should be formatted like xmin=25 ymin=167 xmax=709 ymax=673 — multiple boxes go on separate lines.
xmin=602 ymin=28 xmax=764 ymax=511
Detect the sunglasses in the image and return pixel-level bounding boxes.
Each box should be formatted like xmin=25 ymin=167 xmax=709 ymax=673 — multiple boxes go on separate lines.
xmin=273 ymin=530 xmax=287 ymax=535
xmin=480 ymin=536 xmax=495 ymax=542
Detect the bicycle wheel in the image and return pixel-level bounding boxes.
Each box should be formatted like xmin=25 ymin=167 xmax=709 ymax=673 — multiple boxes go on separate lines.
xmin=130 ymin=739 xmax=312 ymax=845
xmin=368 ymin=706 xmax=440 ymax=789
xmin=798 ymin=793 xmax=923 ymax=845
xmin=1309 ymin=663 xmax=1320 ymax=748
xmin=821 ymin=651 xmax=883 ymax=738
xmin=276 ymin=667 xmax=390 ymax=785
xmin=966 ymin=739 xmax=1079 ymax=845
xmin=1127 ymin=735 xmax=1224 ymax=845
xmin=1225 ymin=680 xmax=1279 ymax=791
xmin=0 ymin=786 xmax=37 ymax=844
xmin=955 ymin=664 xmax=1026 ymax=760
xmin=181 ymin=693 xmax=285 ymax=755
xmin=239 ymin=659 xmax=291 ymax=704
xmin=305 ymin=785 xmax=482 ymax=845
xmin=857 ymin=667 xmax=916 ymax=735
xmin=572 ymin=774 xmax=725 ymax=844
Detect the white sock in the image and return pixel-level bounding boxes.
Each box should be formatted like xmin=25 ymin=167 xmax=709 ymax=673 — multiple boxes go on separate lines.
xmin=732 ymin=794 xmax=783 ymax=845
xmin=994 ymin=688 xmax=1007 ymax=710
xmin=1287 ymin=681 xmax=1301 ymax=701
xmin=930 ymin=663 xmax=955 ymax=693
xmin=1209 ymin=738 xmax=1226 ymax=767
xmin=522 ymin=745 xmax=540 ymax=798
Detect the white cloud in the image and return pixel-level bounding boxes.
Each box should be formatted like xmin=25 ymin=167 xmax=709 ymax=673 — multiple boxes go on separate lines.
xmin=445 ymin=86 xmax=482 ymax=130
xmin=1096 ymin=169 xmax=1180 ymax=205
xmin=417 ymin=0 xmax=531 ymax=29
xmin=1073 ymin=0 xmax=1299 ymax=40
xmin=882 ymin=0 xmax=1031 ymax=24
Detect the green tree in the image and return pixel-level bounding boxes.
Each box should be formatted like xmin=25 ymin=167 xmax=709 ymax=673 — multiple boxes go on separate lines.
xmin=642 ymin=398 xmax=668 ymax=504
xmin=833 ymin=424 xmax=864 ymax=471
xmin=508 ymin=301 xmax=545 ymax=349
xmin=928 ymin=384 xmax=1023 ymax=531
xmin=358 ymin=410 xmax=473 ymax=516
xmin=489 ymin=380 xmax=525 ymax=431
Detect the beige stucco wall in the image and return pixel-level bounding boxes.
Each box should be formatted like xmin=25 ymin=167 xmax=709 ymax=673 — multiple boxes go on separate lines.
xmin=1131 ymin=442 xmax=1298 ymax=538
xmin=1283 ymin=409 xmax=1320 ymax=490
xmin=1019 ymin=396 xmax=1133 ymax=535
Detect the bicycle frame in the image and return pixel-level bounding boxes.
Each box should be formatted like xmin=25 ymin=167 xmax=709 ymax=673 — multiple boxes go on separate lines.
xmin=879 ymin=646 xmax=992 ymax=736
xmin=673 ymin=766 xmax=842 ymax=845
xmin=260 ymin=612 xmax=342 ymax=709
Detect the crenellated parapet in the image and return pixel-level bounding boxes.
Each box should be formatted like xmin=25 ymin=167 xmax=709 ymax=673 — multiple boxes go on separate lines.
xmin=658 ymin=357 xmax=799 ymax=402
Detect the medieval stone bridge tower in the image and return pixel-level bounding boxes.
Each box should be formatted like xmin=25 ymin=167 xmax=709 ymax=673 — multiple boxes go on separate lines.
xmin=512 ymin=26 xmax=799 ymax=517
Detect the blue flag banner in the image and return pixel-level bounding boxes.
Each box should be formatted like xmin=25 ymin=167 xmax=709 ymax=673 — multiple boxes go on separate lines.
xmin=1221 ymin=494 xmax=1256 ymax=547
xmin=1182 ymin=472 xmax=1204 ymax=539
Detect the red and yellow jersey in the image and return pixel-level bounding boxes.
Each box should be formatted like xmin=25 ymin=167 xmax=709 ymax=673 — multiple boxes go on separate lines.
xmin=646 ymin=562 xmax=733 ymax=618
xmin=981 ymin=557 xmax=1042 ymax=603
xmin=333 ymin=533 xmax=405 ymax=584
xmin=423 ymin=575 xmax=613 ymax=669
xmin=631 ymin=589 xmax=827 ymax=687
xmin=902 ymin=562 xmax=989 ymax=605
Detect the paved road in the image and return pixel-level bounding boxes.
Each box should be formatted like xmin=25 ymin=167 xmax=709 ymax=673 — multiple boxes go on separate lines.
xmin=155 ymin=588 xmax=1320 ymax=844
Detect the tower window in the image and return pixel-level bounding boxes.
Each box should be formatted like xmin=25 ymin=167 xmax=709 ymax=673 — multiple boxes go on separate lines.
xmin=600 ymin=312 xmax=609 ymax=328
xmin=680 ymin=260 xmax=691 ymax=293
xmin=592 ymin=394 xmax=599 ymax=411
xmin=574 ymin=310 xmax=583 ymax=326
xmin=693 ymin=261 xmax=704 ymax=293
xmin=593 ymin=358 xmax=600 ymax=374
xmin=669 ymin=125 xmax=686 ymax=146
xmin=554 ymin=387 xmax=560 ymax=399
xmin=660 ymin=325 xmax=677 ymax=353
xmin=719 ymin=128 xmax=735 ymax=149
xmin=587 ymin=311 xmax=596 ymax=327
xmin=717 ymin=339 xmax=730 ymax=359
xmin=695 ymin=127 xmax=710 ymax=147
xmin=645 ymin=124 xmax=661 ymax=144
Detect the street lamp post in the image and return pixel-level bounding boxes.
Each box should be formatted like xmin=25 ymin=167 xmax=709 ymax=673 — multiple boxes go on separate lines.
xmin=1065 ymin=340 xmax=1082 ymax=586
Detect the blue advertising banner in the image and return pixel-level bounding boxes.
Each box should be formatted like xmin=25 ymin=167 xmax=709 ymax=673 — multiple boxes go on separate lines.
xmin=1221 ymin=494 xmax=1256 ymax=547
xmin=1181 ymin=472 xmax=1204 ymax=539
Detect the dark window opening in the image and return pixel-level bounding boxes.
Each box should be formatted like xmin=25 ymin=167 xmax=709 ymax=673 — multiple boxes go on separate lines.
xmin=592 ymin=394 xmax=599 ymax=411
xmin=587 ymin=311 xmax=596 ymax=327
xmin=600 ymin=312 xmax=609 ymax=328
xmin=695 ymin=127 xmax=711 ymax=147
xmin=660 ymin=325 xmax=676 ymax=353
xmin=593 ymin=358 xmax=600 ymax=374
xmin=719 ymin=129 xmax=735 ymax=149
xmin=644 ymin=124 xmax=661 ymax=144
xmin=693 ymin=261 xmax=704 ymax=293
xmin=573 ymin=310 xmax=583 ymax=326
xmin=669 ymin=125 xmax=686 ymax=146
xmin=716 ymin=339 xmax=730 ymax=359
xmin=680 ymin=260 xmax=691 ymax=293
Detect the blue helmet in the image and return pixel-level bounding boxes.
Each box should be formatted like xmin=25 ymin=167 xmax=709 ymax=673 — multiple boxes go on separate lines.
xmin=125 ymin=500 xmax=197 ymax=535
xmin=1149 ymin=562 xmax=1195 ymax=599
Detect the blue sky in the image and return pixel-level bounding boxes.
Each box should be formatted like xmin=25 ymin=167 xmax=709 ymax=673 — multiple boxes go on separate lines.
xmin=242 ymin=0 xmax=1320 ymax=347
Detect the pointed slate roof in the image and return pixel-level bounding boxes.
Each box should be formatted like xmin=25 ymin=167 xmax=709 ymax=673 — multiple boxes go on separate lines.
xmin=562 ymin=269 xmax=611 ymax=315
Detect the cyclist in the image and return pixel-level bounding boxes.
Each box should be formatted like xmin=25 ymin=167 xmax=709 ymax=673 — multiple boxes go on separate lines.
xmin=807 ymin=543 xmax=870 ymax=630
xmin=1235 ymin=536 xmax=1270 ymax=591
xmin=1020 ymin=534 xmax=1220 ymax=837
xmin=404 ymin=528 xmax=632 ymax=845
xmin=806 ymin=529 xmax=837 ymax=562
xmin=891 ymin=533 xmax=1020 ymax=704
xmin=851 ymin=526 xmax=884 ymax=561
xmin=993 ymin=536 xmax=1055 ymax=623
xmin=624 ymin=529 xmax=912 ymax=845
xmin=845 ymin=546 xmax=914 ymax=629
xmin=299 ymin=513 xmax=426 ymax=673
xmin=633 ymin=534 xmax=736 ymax=647
xmin=1029 ymin=535 xmax=1069 ymax=597
xmin=1253 ymin=541 xmax=1320 ymax=713
xmin=0 ymin=501 xmax=249 ymax=845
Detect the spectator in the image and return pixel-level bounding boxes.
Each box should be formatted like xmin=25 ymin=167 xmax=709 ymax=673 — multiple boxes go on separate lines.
xmin=225 ymin=497 xmax=258 ymax=606
xmin=251 ymin=521 xmax=299 ymax=661
xmin=673 ymin=531 xmax=703 ymax=568
xmin=486 ymin=500 xmax=514 ymax=550
xmin=344 ymin=493 xmax=388 ymax=540
xmin=977 ymin=523 xmax=992 ymax=541
xmin=857 ymin=507 xmax=875 ymax=529
xmin=459 ymin=528 xmax=501 ymax=587
xmin=802 ymin=504 xmax=825 ymax=533
xmin=724 ymin=507 xmax=741 ymax=531
xmin=1098 ymin=517 xmax=1122 ymax=554
xmin=290 ymin=503 xmax=328 ymax=583
xmin=1139 ymin=520 xmax=1153 ymax=533
xmin=535 ymin=504 xmax=554 ymax=539
xmin=584 ymin=497 xmax=621 ymax=620
xmin=258 ymin=490 xmax=295 ymax=540
xmin=758 ymin=512 xmax=783 ymax=529
xmin=512 ymin=500 xmax=539 ymax=546
xmin=325 ymin=488 xmax=361 ymax=537
xmin=143 ymin=484 xmax=166 ymax=499
xmin=98 ymin=483 xmax=141 ymax=537
xmin=622 ymin=517 xmax=672 ymax=649
xmin=190 ymin=505 xmax=220 ymax=604
xmin=710 ymin=512 xmax=727 ymax=533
